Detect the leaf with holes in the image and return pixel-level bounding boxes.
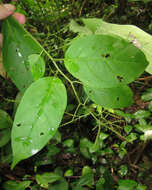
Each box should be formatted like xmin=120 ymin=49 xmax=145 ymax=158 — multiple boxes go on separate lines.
xmin=81 ymin=18 xmax=152 ymax=74
xmin=84 ymin=84 xmax=133 ymax=108
xmin=2 ymin=16 xmax=44 ymax=92
xmin=65 ymin=35 xmax=148 ymax=88
xmin=64 ymin=34 xmax=148 ymax=108
xmin=11 ymin=77 xmax=67 ymax=169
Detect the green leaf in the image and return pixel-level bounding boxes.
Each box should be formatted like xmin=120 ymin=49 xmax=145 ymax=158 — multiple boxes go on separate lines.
xmin=28 ymin=54 xmax=45 ymax=81
xmin=118 ymin=165 xmax=128 ymax=177
xmin=65 ymin=35 xmax=148 ymax=89
xmin=65 ymin=34 xmax=147 ymax=108
xmin=96 ymin=178 xmax=105 ymax=190
xmin=2 ymin=16 xmax=44 ymax=92
xmin=69 ymin=20 xmax=92 ymax=36
xmin=142 ymin=88 xmax=152 ymax=101
xmin=0 ymin=129 xmax=11 ymax=147
xmin=84 ymin=84 xmax=133 ymax=108
xmin=126 ymin=133 xmax=138 ymax=143
xmin=124 ymin=125 xmax=133 ymax=134
xmin=0 ymin=110 xmax=12 ymax=147
xmin=133 ymin=110 xmax=151 ymax=119
xmin=64 ymin=169 xmax=73 ymax=177
xmin=118 ymin=179 xmax=137 ymax=190
xmin=79 ymin=138 xmax=93 ymax=159
xmin=136 ymin=184 xmax=147 ymax=190
xmin=135 ymin=125 xmax=152 ymax=141
xmin=148 ymin=101 xmax=152 ymax=112
xmin=35 ymin=172 xmax=61 ymax=189
xmin=0 ymin=109 xmax=12 ymax=130
xmin=49 ymin=178 xmax=68 ymax=190
xmin=73 ymin=173 xmax=94 ymax=190
xmin=81 ymin=18 xmax=152 ymax=74
xmin=11 ymin=77 xmax=67 ymax=168
xmin=3 ymin=180 xmax=31 ymax=190
xmin=63 ymin=139 xmax=74 ymax=147
xmin=82 ymin=166 xmax=93 ymax=176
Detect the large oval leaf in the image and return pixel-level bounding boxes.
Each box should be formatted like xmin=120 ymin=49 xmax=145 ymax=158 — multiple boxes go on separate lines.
xmin=2 ymin=16 xmax=44 ymax=92
xmin=64 ymin=35 xmax=148 ymax=88
xmin=11 ymin=77 xmax=67 ymax=168
xmin=84 ymin=84 xmax=133 ymax=108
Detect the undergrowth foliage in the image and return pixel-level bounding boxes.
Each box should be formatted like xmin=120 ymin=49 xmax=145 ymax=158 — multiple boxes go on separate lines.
xmin=1 ymin=0 xmax=152 ymax=189
xmin=2 ymin=15 xmax=149 ymax=168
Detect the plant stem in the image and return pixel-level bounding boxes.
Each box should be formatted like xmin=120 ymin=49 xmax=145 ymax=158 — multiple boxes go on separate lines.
xmin=21 ymin=20 xmax=81 ymax=104
xmin=43 ymin=49 xmax=81 ymax=104
xmin=60 ymin=112 xmax=90 ymax=127
xmin=90 ymin=112 xmax=126 ymax=141
xmin=94 ymin=123 xmax=101 ymax=147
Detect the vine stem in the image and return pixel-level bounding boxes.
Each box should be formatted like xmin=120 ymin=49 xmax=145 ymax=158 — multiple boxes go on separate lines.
xmin=20 ymin=21 xmax=81 ymax=104
xmin=43 ymin=49 xmax=81 ymax=104
xmin=60 ymin=113 xmax=90 ymax=127
xmin=94 ymin=123 xmax=101 ymax=147
xmin=90 ymin=112 xmax=126 ymax=141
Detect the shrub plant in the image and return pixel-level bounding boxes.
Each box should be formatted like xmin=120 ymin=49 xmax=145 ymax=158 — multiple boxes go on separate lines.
xmin=1 ymin=0 xmax=152 ymax=189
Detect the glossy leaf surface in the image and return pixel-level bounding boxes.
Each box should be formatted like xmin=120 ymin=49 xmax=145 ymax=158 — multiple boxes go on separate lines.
xmin=2 ymin=16 xmax=44 ymax=92
xmin=11 ymin=77 xmax=67 ymax=168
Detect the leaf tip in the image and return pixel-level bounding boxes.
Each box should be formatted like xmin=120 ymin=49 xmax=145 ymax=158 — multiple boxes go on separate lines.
xmin=11 ymin=157 xmax=20 ymax=170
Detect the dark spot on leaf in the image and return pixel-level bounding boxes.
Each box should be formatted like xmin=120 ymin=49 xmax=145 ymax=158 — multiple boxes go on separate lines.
xmin=17 ymin=123 xmax=21 ymax=127
xmin=40 ymin=132 xmax=44 ymax=136
xmin=117 ymin=97 xmax=120 ymax=101
xmin=105 ymin=53 xmax=110 ymax=58
xmin=101 ymin=53 xmax=110 ymax=58
xmin=117 ymin=76 xmax=123 ymax=82
xmin=77 ymin=20 xmax=85 ymax=26
xmin=89 ymin=90 xmax=92 ymax=93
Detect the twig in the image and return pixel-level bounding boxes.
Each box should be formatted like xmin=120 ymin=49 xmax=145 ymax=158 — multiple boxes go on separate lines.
xmin=79 ymin=0 xmax=87 ymax=17
xmin=133 ymin=141 xmax=148 ymax=165
xmin=137 ymin=76 xmax=152 ymax=81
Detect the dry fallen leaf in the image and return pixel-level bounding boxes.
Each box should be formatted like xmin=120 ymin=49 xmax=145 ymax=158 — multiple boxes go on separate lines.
xmin=0 ymin=49 xmax=7 ymax=78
